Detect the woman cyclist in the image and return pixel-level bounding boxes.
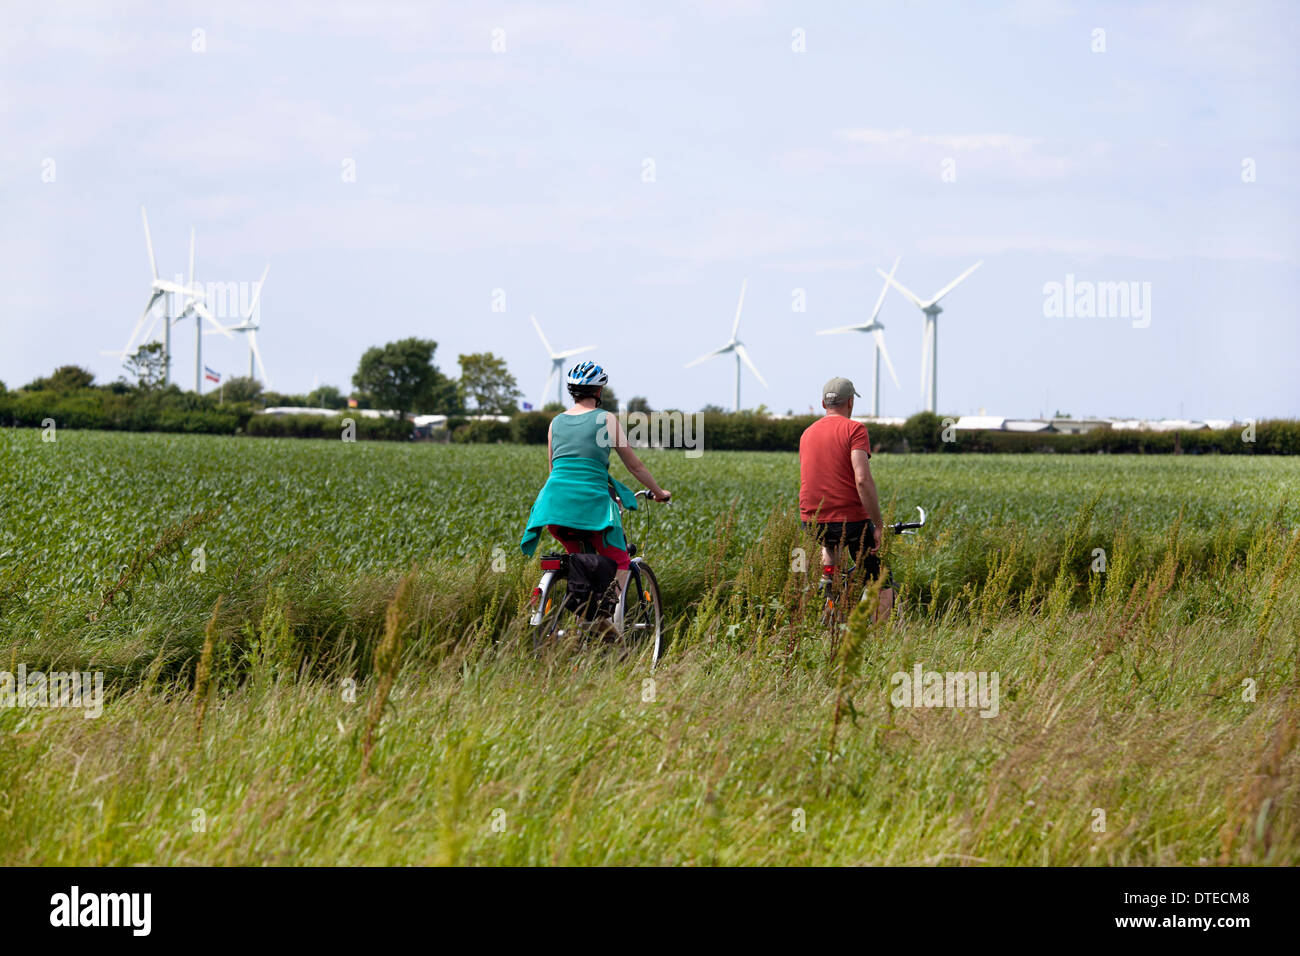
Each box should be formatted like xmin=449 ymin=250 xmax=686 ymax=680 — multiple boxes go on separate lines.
xmin=519 ymin=361 xmax=671 ymax=598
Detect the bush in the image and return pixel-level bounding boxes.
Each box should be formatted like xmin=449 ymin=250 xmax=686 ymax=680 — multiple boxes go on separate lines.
xmin=511 ymin=411 xmax=551 ymax=445
xmin=901 ymin=412 xmax=943 ymax=452
xmin=452 ymin=419 xmax=513 ymax=443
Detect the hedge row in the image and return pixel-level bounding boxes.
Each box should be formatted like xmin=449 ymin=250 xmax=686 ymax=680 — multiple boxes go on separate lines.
xmin=245 ymin=413 xmax=410 ymax=441
xmin=451 ymin=411 xmax=1300 ymax=455
xmin=5 ymin=388 xmax=1296 ymax=453
xmin=0 ymin=389 xmax=247 ymax=433
xmin=0 ymin=390 xmax=409 ymax=441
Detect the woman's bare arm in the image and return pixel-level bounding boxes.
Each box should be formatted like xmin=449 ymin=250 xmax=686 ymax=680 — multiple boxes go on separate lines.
xmin=608 ymin=412 xmax=670 ymax=500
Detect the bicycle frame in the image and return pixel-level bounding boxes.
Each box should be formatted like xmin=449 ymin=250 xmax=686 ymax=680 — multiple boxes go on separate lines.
xmin=819 ymin=506 xmax=927 ymax=625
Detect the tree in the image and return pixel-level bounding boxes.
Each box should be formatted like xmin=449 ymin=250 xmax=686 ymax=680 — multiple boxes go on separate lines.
xmin=902 ymin=411 xmax=943 ymax=452
xmin=458 ymin=352 xmax=522 ymax=415
xmin=222 ymin=377 xmax=265 ymax=404
xmin=306 ymin=384 xmax=346 ymax=409
xmin=626 ymin=396 xmax=652 ymax=413
xmin=24 ymin=365 xmax=95 ymax=391
xmin=352 ymin=337 xmax=459 ymax=419
xmin=261 ymin=391 xmax=308 ymax=407
xmin=122 ymin=347 xmax=165 ymax=391
xmin=700 ymin=403 xmax=727 ymax=415
xmin=599 ymin=385 xmax=618 ymax=412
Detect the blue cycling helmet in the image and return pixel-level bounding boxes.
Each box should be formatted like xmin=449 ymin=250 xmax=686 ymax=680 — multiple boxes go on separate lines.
xmin=565 ymin=361 xmax=608 ymax=387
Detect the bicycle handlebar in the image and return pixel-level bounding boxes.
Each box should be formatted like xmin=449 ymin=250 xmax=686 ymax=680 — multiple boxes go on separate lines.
xmin=888 ymin=506 xmax=927 ymax=536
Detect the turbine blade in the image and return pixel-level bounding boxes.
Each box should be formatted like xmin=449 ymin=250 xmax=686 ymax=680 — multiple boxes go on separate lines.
xmin=530 ymin=315 xmax=554 ymax=357
xmin=873 ymin=328 xmax=899 ymax=389
xmin=250 ymin=330 xmax=269 ymax=387
xmin=877 ymin=269 xmax=927 ymax=310
xmin=141 ymin=206 xmax=158 ymax=279
xmin=684 ymin=345 xmax=729 ymax=369
xmin=194 ymin=301 xmax=234 ymax=339
xmin=870 ymin=256 xmax=900 ymax=322
xmin=121 ymin=291 xmax=164 ymax=356
xmin=734 ymin=343 xmax=767 ymax=388
xmin=188 ymin=227 xmax=196 ymax=289
xmin=244 ymin=264 xmax=270 ymax=322
xmin=926 ymin=260 xmax=983 ymax=308
xmin=139 ymin=310 xmax=162 ymax=346
xmin=554 ymin=345 xmax=596 ymax=359
xmin=730 ymin=279 xmax=747 ymax=340
xmin=816 ymin=324 xmax=869 ymax=335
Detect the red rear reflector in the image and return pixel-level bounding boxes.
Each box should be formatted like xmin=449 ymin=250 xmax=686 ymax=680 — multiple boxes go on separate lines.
xmin=540 ymin=558 xmax=562 ymax=570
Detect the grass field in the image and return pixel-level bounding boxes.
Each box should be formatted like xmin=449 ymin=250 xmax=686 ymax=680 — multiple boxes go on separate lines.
xmin=2 ymin=429 xmax=1298 ymax=865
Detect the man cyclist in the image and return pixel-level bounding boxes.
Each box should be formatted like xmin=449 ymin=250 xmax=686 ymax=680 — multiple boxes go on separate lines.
xmin=798 ymin=376 xmax=894 ymax=621
xmin=519 ymin=361 xmax=671 ymax=602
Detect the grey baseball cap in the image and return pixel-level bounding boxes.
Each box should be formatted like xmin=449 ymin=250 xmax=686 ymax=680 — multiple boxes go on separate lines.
xmin=822 ymin=376 xmax=861 ymax=405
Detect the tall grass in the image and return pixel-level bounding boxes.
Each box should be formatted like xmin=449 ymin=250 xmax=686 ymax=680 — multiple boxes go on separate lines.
xmin=1 ymin=494 xmax=1296 ymax=864
xmin=4 ymin=436 xmax=1298 ymax=864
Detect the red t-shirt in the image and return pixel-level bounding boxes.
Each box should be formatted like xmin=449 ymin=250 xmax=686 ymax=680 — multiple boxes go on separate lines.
xmin=799 ymin=415 xmax=870 ymax=522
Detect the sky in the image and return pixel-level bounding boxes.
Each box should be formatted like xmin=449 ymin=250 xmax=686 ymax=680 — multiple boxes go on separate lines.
xmin=2 ymin=0 xmax=1297 ymax=420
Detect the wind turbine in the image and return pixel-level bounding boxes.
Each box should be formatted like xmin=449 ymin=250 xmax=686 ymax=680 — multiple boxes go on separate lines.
xmin=531 ymin=315 xmax=595 ymax=407
xmin=876 ymin=260 xmax=982 ymax=413
xmin=172 ymin=228 xmax=233 ymax=392
xmin=816 ymin=258 xmax=901 ymax=417
xmin=204 ymin=265 xmax=271 ymax=386
xmin=684 ymin=279 xmax=767 ymax=412
xmin=102 ymin=206 xmax=203 ymax=384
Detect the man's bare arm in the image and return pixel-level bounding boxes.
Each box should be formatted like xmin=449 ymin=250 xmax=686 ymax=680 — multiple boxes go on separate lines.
xmin=851 ymin=448 xmax=884 ymax=552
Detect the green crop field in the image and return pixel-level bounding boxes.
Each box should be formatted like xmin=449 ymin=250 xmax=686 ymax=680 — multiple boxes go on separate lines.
xmin=1 ymin=429 xmax=1298 ymax=865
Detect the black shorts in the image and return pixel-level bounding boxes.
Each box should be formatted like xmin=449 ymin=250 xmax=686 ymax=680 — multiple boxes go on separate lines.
xmin=803 ymin=519 xmax=883 ymax=579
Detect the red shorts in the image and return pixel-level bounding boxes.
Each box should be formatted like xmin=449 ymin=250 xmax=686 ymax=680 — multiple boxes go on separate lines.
xmin=546 ymin=525 xmax=630 ymax=570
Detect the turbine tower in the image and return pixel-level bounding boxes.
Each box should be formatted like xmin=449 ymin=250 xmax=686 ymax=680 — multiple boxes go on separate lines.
xmin=531 ymin=315 xmax=595 ymax=407
xmin=816 ymin=258 xmax=901 ymax=417
xmin=204 ymin=265 xmax=271 ymax=385
xmin=172 ymin=228 xmax=232 ymax=392
xmin=684 ymin=279 xmax=767 ymax=412
xmin=877 ymin=260 xmax=982 ymax=413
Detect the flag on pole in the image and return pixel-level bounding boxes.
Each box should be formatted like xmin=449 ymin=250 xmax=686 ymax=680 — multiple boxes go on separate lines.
xmin=347 ymin=396 xmax=359 ymax=408
xmin=204 ymin=366 xmax=221 ymax=384
xmin=522 ymin=402 xmax=533 ymax=411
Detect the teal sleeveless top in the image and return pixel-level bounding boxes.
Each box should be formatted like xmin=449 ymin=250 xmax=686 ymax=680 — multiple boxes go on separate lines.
xmin=550 ymin=409 xmax=610 ymax=464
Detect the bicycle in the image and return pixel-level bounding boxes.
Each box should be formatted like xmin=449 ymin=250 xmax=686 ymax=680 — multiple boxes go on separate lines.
xmin=817 ymin=506 xmax=927 ymax=630
xmin=528 ymin=489 xmax=668 ymax=666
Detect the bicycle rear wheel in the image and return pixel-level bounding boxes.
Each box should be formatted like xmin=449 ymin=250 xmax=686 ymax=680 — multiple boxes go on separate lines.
xmin=619 ymin=559 xmax=664 ymax=665
xmin=533 ymin=574 xmax=583 ymax=648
